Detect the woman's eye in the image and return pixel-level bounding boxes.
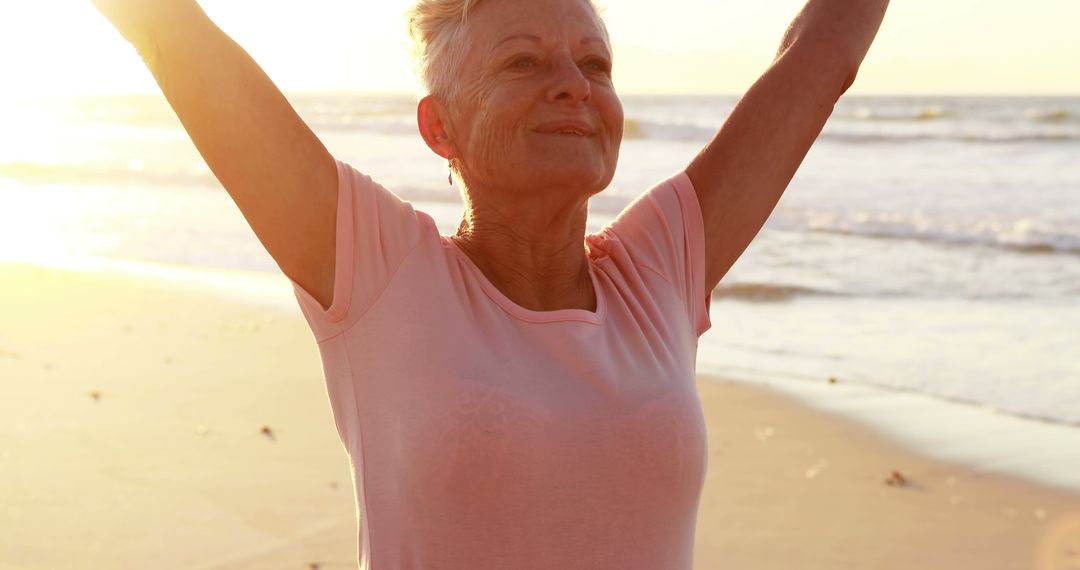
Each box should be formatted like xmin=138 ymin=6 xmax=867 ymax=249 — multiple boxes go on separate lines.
xmin=507 ymin=56 xmax=609 ymax=73
xmin=585 ymin=60 xmax=611 ymax=73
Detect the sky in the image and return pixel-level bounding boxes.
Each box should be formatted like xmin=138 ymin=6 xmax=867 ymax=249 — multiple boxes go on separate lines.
xmin=1 ymin=0 xmax=1078 ymax=98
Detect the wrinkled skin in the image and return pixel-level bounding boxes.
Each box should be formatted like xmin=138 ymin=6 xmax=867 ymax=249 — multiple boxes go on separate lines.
xmin=417 ymin=0 xmax=624 ymax=312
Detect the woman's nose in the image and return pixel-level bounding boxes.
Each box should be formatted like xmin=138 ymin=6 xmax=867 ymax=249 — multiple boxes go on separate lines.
xmin=546 ymin=55 xmax=591 ymax=103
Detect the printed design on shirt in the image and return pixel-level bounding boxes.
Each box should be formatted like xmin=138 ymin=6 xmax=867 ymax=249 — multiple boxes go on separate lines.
xmin=404 ymin=382 xmax=552 ymax=521
xmin=401 ymin=378 xmax=708 ymax=529
xmin=620 ymin=389 xmax=709 ymax=498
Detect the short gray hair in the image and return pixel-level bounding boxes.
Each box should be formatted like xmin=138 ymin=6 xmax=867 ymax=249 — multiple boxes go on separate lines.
xmin=405 ymin=0 xmax=611 ymax=104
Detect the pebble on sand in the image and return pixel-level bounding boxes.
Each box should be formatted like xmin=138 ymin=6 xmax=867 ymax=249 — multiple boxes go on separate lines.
xmin=827 ymin=377 xmax=838 ymax=384
xmin=885 ymin=470 xmax=908 ymax=486
xmin=89 ymin=390 xmax=101 ymax=401
xmin=260 ymin=425 xmax=275 ymax=440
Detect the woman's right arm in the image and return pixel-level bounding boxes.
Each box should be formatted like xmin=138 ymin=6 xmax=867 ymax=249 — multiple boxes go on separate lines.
xmin=92 ymin=0 xmax=340 ymax=311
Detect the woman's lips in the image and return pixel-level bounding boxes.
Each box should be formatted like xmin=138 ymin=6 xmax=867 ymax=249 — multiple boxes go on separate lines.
xmin=532 ymin=120 xmax=595 ymax=137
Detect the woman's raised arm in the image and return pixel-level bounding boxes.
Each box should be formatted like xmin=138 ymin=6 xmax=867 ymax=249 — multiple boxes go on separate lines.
xmin=685 ymin=0 xmax=889 ymax=297
xmin=92 ymin=0 xmax=340 ymax=311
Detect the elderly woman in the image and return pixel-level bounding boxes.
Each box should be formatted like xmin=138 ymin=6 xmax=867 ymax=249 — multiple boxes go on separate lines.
xmin=94 ymin=0 xmax=887 ymax=567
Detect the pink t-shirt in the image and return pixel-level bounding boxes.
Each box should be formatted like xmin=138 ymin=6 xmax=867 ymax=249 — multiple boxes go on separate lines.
xmin=289 ymin=158 xmax=713 ymax=570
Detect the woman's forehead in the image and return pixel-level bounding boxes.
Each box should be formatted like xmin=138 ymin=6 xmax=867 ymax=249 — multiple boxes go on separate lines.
xmin=468 ymin=0 xmax=607 ymax=49
xmin=487 ymin=33 xmax=609 ymax=56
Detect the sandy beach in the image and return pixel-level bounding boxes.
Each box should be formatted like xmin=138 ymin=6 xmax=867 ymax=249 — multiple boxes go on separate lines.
xmin=2 ymin=261 xmax=1078 ymax=570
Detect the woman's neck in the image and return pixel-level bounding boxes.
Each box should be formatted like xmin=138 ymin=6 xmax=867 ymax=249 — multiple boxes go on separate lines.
xmin=450 ymin=231 xmax=596 ymax=313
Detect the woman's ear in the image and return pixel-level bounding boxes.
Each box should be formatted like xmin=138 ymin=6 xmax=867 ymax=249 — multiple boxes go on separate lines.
xmin=417 ymin=95 xmax=456 ymax=160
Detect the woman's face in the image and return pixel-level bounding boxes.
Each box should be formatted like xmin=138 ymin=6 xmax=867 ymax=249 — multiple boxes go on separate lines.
xmin=445 ymin=0 xmax=623 ymax=197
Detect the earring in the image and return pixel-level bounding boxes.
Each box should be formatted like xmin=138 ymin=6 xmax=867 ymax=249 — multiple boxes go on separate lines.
xmin=447 ymin=160 xmax=453 ymax=186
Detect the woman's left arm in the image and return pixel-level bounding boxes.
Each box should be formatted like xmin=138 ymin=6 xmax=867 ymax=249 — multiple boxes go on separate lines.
xmin=686 ymin=0 xmax=889 ymax=296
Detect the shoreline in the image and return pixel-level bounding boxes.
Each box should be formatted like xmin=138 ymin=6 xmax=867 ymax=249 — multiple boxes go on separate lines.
xmin=2 ymin=260 xmax=1079 ymax=568
xmin=696 ymin=363 xmax=1080 ymax=496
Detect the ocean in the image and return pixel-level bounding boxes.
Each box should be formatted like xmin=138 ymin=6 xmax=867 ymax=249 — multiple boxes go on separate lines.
xmin=2 ymin=93 xmax=1078 ymax=491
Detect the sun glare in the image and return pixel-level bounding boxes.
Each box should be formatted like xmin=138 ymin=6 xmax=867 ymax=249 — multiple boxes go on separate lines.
xmin=1 ymin=0 xmax=1077 ymax=99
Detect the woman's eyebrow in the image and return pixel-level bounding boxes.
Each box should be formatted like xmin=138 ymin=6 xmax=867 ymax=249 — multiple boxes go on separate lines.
xmin=488 ymin=34 xmax=607 ymax=56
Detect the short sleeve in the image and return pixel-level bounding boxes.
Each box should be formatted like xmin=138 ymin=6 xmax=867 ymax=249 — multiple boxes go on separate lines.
xmin=289 ymin=158 xmax=425 ymax=340
xmin=602 ymin=172 xmax=712 ymax=338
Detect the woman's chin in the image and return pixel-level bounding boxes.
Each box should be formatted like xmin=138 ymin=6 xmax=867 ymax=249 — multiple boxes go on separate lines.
xmin=523 ymin=164 xmax=609 ymax=190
